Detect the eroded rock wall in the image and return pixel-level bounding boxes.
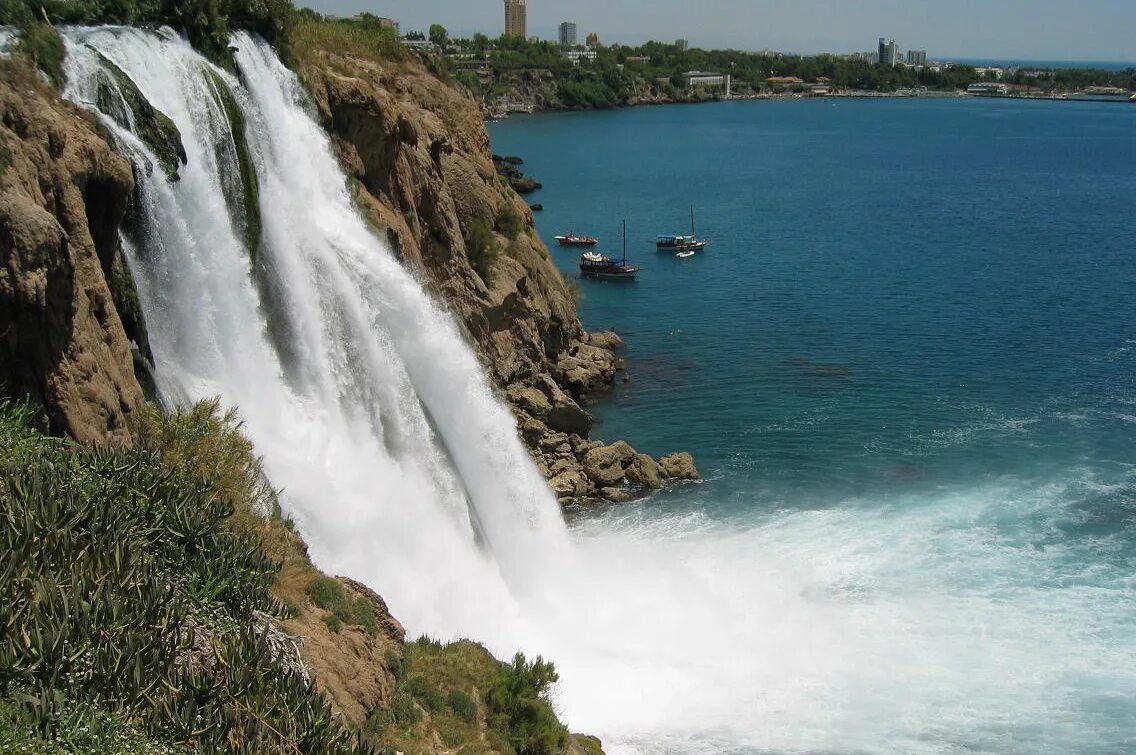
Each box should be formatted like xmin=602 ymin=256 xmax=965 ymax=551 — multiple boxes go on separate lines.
xmin=0 ymin=60 xmax=145 ymax=442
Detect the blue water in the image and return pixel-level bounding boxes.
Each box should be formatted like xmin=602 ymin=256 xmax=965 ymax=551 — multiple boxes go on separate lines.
xmin=489 ymin=99 xmax=1136 ymax=754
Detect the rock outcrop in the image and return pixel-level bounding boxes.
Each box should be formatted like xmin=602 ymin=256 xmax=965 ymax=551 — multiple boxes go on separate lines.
xmin=294 ymin=51 xmax=698 ymax=503
xmin=0 ymin=59 xmax=146 ymax=443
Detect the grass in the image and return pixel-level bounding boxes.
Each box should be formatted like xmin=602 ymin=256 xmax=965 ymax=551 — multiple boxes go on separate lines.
xmin=13 ymin=21 xmax=64 ymax=87
xmin=287 ymin=12 xmax=407 ymax=70
xmin=306 ymin=575 xmax=380 ymax=634
xmin=0 ymin=399 xmax=375 ymax=754
xmin=495 ymin=204 xmax=526 ymax=240
xmin=465 ymin=220 xmax=499 ymax=282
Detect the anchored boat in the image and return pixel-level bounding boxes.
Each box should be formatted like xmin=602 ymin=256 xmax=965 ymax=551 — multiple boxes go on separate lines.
xmin=581 ymin=221 xmax=638 ymax=279
xmin=555 ymin=232 xmax=599 ymax=247
xmin=657 ymin=206 xmax=707 ymax=253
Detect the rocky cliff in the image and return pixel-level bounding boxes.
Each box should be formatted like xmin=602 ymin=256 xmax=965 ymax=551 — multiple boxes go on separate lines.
xmin=294 ymin=49 xmax=699 ymax=503
xmin=0 ymin=58 xmax=147 ymax=442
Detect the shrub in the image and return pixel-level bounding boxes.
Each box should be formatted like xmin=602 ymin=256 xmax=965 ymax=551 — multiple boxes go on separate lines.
xmin=447 ymin=688 xmax=477 ymax=723
xmin=308 ymin=574 xmax=346 ymax=609
xmin=405 ymin=675 xmax=445 ymax=712
xmin=464 ymin=220 xmax=498 ymax=281
xmin=14 ymin=22 xmax=64 ymax=87
xmin=322 ymin=613 xmax=343 ymax=633
xmin=485 ymin=653 xmax=568 ymax=755
xmin=495 ymin=204 xmax=525 ymax=239
xmin=306 ymin=575 xmax=379 ymax=634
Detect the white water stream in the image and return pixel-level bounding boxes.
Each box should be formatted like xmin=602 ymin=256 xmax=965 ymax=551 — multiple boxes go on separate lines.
xmin=60 ymin=27 xmax=1135 ymax=755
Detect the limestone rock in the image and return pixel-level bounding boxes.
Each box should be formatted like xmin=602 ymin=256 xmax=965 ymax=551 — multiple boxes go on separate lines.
xmin=549 ymin=468 xmax=589 ymax=499
xmin=660 ymin=452 xmax=701 ymax=480
xmin=626 ymin=453 xmax=664 ymax=489
xmin=600 ymin=487 xmax=633 ymax=503
xmin=508 ymin=383 xmax=551 ymax=419
xmin=0 ymin=60 xmax=145 ymax=443
xmin=587 ymin=330 xmax=625 ymax=351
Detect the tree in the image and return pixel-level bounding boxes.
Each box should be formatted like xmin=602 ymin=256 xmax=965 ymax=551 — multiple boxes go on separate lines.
xmin=429 ymin=23 xmax=448 ymax=47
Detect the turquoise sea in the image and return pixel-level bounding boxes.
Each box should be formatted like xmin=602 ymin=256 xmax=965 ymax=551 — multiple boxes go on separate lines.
xmin=490 ymin=98 xmax=1136 ymax=753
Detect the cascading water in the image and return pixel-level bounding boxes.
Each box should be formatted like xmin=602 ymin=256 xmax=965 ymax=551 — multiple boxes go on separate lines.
xmin=60 ymin=27 xmax=1135 ymax=755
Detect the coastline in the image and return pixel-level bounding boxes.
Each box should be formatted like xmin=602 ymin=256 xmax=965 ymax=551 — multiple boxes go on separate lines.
xmin=485 ymin=86 xmax=1136 ymax=121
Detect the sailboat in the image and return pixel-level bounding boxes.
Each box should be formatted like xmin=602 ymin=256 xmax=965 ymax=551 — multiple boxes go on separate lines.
xmin=581 ymin=220 xmax=639 ymax=279
xmin=656 ymin=205 xmax=707 ymax=253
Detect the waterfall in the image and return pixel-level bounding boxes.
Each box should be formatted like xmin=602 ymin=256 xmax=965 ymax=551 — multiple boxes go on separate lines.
xmin=62 ymin=26 xmax=570 ymax=648
xmin=59 ymin=27 xmax=1136 ymax=755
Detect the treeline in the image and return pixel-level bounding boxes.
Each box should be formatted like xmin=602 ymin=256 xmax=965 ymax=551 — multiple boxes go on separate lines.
xmin=447 ymin=33 xmax=1134 ymax=102
xmin=0 ymin=0 xmax=292 ymax=67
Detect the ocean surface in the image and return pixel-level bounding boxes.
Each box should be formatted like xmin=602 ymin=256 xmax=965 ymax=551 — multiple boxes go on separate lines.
xmin=489 ymin=98 xmax=1136 ymax=753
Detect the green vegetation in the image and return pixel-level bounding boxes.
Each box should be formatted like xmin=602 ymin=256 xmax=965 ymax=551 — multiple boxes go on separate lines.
xmin=0 ymin=399 xmax=376 ymax=754
xmin=465 ymin=219 xmax=499 ymax=281
xmin=11 ymin=20 xmax=66 ymax=87
xmin=365 ymin=638 xmax=572 ymax=755
xmin=0 ymin=0 xmax=291 ymax=70
xmin=287 ymin=9 xmax=407 ymax=69
xmin=439 ymin=32 xmax=1136 ymax=107
xmin=486 ymin=653 xmax=567 ymax=755
xmin=495 ymin=204 xmax=525 ymax=239
xmin=306 ymin=575 xmax=379 ymax=634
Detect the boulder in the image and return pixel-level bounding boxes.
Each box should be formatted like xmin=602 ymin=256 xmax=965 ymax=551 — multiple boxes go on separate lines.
xmin=549 ymin=469 xmax=590 ymax=499
xmin=547 ymin=398 xmax=593 ymax=436
xmin=660 ymin=452 xmax=701 ymax=481
xmin=508 ymin=384 xmax=552 ymax=419
xmin=582 ymin=444 xmax=627 ymax=485
xmin=626 ymin=453 xmax=664 ymax=489
xmin=588 ymin=330 xmax=625 ymax=351
xmin=600 ymin=487 xmax=633 ymax=503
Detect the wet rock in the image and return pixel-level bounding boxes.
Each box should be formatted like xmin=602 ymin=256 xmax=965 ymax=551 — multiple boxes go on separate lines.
xmin=626 ymin=453 xmax=664 ymax=489
xmin=600 ymin=487 xmax=633 ymax=503
xmin=660 ymin=452 xmax=701 ymax=480
xmin=587 ymin=330 xmax=625 ymax=351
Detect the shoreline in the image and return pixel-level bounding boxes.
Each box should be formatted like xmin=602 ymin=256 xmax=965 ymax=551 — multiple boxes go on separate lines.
xmin=488 ymin=88 xmax=1133 ymax=120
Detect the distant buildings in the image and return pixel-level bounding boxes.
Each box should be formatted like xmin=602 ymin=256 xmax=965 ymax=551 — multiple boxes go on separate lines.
xmin=878 ymin=37 xmax=898 ymax=66
xmin=504 ymin=0 xmax=526 ymax=38
xmin=675 ymin=38 xmax=689 ymax=52
xmin=585 ymin=31 xmax=599 ymax=47
xmin=907 ymin=49 xmax=927 ymax=66
xmin=766 ymin=75 xmax=804 ymax=89
xmin=683 ymin=70 xmax=731 ymax=95
xmin=558 ymin=21 xmax=577 ymax=47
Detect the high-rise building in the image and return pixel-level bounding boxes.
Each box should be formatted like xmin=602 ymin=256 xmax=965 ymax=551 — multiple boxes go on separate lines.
xmin=585 ymin=31 xmax=599 ymax=47
xmin=878 ymin=37 xmax=898 ymax=66
xmin=558 ymin=21 xmax=577 ymax=47
xmin=504 ymin=0 xmax=526 ymax=38
xmin=906 ymin=49 xmax=927 ymax=66
xmin=675 ymin=38 xmax=689 ymax=52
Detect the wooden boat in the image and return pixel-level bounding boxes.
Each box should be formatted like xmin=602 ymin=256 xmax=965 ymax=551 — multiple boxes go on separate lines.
xmin=555 ymin=233 xmax=599 ymax=247
xmin=580 ymin=221 xmax=638 ymax=279
xmin=656 ymin=206 xmax=707 ymax=252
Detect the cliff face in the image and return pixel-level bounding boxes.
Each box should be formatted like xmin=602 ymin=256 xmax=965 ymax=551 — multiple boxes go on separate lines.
xmin=0 ymin=59 xmax=146 ymax=442
xmin=295 ymin=51 xmax=699 ymax=502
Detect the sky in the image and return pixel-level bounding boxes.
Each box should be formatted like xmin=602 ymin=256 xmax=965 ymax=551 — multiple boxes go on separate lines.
xmin=299 ymin=0 xmax=1136 ymax=62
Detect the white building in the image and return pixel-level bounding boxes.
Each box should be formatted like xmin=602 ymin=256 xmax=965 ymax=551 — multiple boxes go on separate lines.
xmin=564 ymin=49 xmax=598 ymax=65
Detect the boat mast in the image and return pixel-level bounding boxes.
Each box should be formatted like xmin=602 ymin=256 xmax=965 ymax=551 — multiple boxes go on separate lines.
xmin=690 ymin=205 xmax=696 ymax=236
xmin=621 ymin=219 xmax=627 ymax=263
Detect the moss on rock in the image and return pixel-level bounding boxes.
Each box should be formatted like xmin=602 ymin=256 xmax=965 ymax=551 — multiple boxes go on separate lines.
xmin=204 ymin=67 xmax=261 ymax=257
xmin=93 ymin=51 xmax=186 ymax=181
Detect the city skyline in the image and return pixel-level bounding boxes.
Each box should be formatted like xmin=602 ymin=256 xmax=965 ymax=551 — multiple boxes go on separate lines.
xmin=298 ymin=0 xmax=1135 ymax=62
